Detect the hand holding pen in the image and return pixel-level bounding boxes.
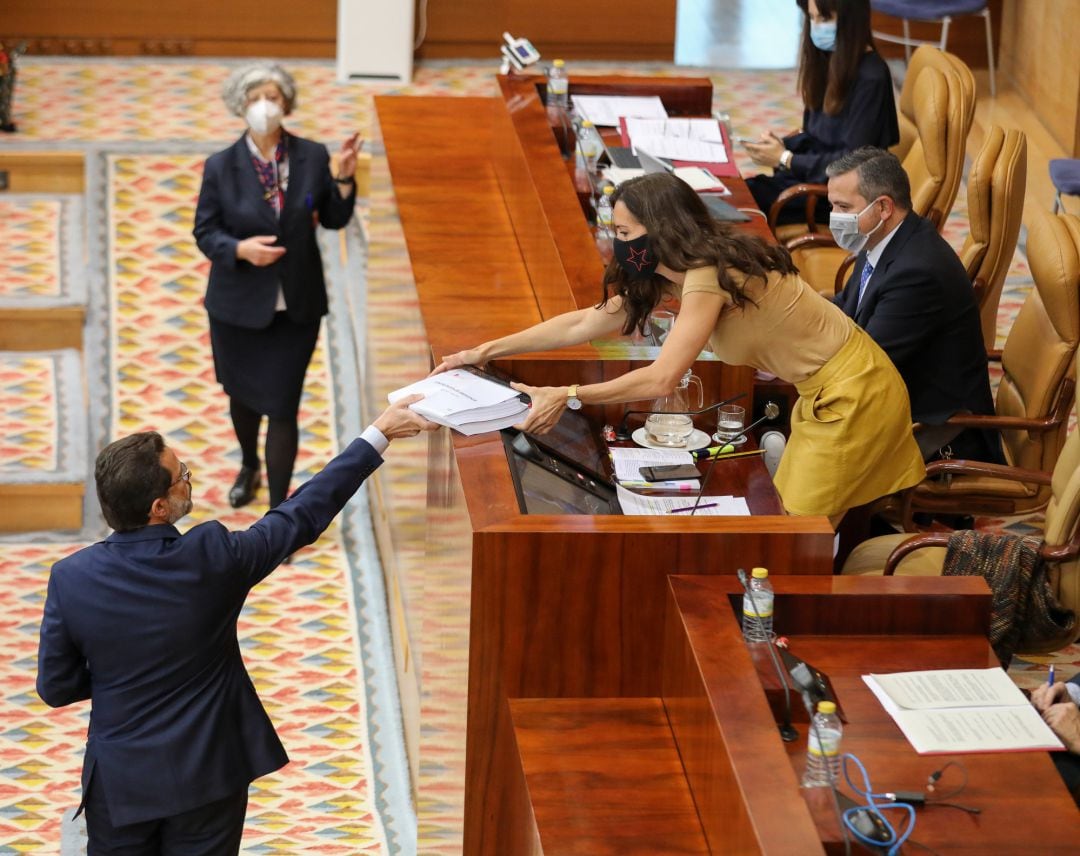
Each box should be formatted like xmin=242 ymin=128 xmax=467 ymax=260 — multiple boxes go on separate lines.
xmin=1031 ymin=667 xmax=1068 ymax=712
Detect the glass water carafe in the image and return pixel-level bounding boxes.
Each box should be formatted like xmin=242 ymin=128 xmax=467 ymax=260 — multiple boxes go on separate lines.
xmin=644 ymin=370 xmax=703 ymax=447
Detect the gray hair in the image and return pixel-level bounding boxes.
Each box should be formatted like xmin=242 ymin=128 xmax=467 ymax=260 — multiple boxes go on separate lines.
xmin=826 ymin=146 xmax=912 ymax=210
xmin=221 ymin=62 xmax=298 ymax=117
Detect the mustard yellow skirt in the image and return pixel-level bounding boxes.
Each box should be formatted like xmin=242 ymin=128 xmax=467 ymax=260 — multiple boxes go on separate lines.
xmin=774 ymin=323 xmax=925 ymax=518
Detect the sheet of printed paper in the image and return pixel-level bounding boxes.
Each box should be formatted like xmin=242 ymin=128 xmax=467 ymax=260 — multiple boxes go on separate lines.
xmin=615 ymin=484 xmax=749 ymax=516
xmin=572 ymin=95 xmax=668 ymax=127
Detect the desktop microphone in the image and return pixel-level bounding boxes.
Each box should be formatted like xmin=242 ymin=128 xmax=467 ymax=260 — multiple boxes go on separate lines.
xmin=615 ymin=392 xmax=747 ymax=441
xmin=686 ymin=401 xmax=779 ymax=515
xmin=737 ymin=567 xmax=798 ymax=743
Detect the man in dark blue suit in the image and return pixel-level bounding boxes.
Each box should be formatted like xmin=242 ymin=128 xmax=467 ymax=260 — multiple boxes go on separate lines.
xmin=37 ymin=396 xmax=436 ymax=854
xmin=827 ymin=147 xmax=1003 ymax=464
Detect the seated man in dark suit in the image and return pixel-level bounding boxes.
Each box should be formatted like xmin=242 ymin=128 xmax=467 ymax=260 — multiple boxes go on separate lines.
xmin=827 ymin=146 xmax=1003 ymax=463
xmin=1032 ymin=674 xmax=1080 ymax=806
xmin=37 ymin=396 xmax=437 ymax=855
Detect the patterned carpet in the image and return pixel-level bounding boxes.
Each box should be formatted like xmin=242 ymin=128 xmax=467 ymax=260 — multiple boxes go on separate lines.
xmin=0 ymin=56 xmax=1076 ymax=856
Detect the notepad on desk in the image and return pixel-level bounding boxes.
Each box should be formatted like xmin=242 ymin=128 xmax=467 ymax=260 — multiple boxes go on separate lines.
xmin=864 ymin=668 xmax=1064 ymax=754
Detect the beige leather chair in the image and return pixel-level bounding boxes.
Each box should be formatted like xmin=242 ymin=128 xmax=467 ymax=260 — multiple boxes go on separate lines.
xmin=787 ymin=51 xmax=974 ymax=296
xmin=959 ymin=126 xmax=1027 ymax=351
xmin=902 ymin=209 xmax=1080 ymax=517
xmin=892 ymin=46 xmax=975 ymax=165
xmin=842 ymin=373 xmax=1080 ymax=654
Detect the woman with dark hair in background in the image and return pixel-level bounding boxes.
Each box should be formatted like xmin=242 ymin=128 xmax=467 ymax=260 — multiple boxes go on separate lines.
xmin=194 ymin=62 xmax=361 ymax=511
xmin=744 ymin=0 xmax=899 ymax=224
xmin=434 ymin=173 xmax=923 ymax=524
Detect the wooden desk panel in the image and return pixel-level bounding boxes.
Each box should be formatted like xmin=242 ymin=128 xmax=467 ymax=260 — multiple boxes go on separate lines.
xmin=507 ymin=698 xmax=709 ymax=855
xmin=377 ymin=95 xmax=548 ymax=356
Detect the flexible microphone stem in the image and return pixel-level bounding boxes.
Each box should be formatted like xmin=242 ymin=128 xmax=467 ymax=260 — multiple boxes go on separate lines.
xmin=737 ymin=567 xmax=798 ymax=743
xmin=688 ymin=401 xmax=779 ymax=515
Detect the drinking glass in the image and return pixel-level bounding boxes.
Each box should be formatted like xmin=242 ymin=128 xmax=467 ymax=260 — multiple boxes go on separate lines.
xmin=714 ymin=404 xmax=746 ymax=444
xmin=648 ymin=310 xmax=676 ymax=345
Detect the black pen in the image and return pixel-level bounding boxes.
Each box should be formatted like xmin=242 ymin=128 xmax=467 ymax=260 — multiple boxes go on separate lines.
xmin=670 ymin=502 xmax=717 ymax=514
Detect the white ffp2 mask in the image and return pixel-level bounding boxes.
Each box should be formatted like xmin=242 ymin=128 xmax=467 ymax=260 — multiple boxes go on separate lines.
xmin=244 ymin=99 xmax=283 ymax=135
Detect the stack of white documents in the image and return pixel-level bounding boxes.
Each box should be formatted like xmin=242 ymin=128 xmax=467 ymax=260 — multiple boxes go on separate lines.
xmin=388 ymin=369 xmax=529 ymax=435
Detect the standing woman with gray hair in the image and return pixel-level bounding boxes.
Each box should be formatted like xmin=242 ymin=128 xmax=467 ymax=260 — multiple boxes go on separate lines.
xmin=194 ymin=62 xmax=361 ymax=511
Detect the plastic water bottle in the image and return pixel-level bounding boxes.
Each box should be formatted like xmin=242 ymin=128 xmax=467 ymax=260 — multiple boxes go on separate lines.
xmin=546 ymin=59 xmax=569 ymax=110
xmin=595 ymin=186 xmax=615 ymax=238
xmin=577 ymin=120 xmax=603 ymax=174
xmin=741 ymin=567 xmax=774 ymax=642
xmin=803 ymin=701 xmax=843 ymax=788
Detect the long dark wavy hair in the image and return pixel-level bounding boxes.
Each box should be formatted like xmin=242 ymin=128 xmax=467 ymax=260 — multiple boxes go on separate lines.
xmin=796 ymin=0 xmax=876 ymax=116
xmin=600 ymin=173 xmax=798 ymax=336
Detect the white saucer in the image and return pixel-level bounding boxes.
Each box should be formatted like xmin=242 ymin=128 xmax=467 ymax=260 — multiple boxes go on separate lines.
xmin=711 ymin=433 xmax=748 ymax=446
xmin=631 ymin=427 xmax=712 ymax=452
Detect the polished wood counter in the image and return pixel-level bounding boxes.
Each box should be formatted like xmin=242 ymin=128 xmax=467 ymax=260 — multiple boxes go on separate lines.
xmin=375 ymin=73 xmax=836 ymax=854
xmin=663 ymin=575 xmax=1080 ymax=854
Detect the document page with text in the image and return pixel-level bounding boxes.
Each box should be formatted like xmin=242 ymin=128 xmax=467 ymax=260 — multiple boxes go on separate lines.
xmin=864 ymin=669 xmax=1063 ymax=754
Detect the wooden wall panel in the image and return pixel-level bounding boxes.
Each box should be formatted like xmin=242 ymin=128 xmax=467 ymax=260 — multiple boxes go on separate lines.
xmin=999 ymin=0 xmax=1080 ymax=157
xmin=418 ymin=0 xmax=676 ymax=60
xmin=2 ymin=0 xmax=337 ymax=56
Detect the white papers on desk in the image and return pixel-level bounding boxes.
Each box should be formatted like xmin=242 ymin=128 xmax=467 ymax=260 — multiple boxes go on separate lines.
xmin=615 ymin=484 xmax=750 ymax=516
xmin=602 ymin=165 xmax=729 ymax=194
xmin=625 ymin=117 xmax=729 ymax=163
xmin=388 ymin=369 xmax=528 ymax=435
xmin=864 ymin=668 xmax=1064 ymax=754
xmin=608 ymin=447 xmax=695 ymax=482
xmin=572 ymin=95 xmax=668 ymax=127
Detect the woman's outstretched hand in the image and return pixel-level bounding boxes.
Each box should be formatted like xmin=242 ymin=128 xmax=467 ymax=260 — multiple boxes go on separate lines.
xmin=430 ymin=348 xmax=486 ymax=376
xmin=510 ymin=382 xmax=566 ymax=434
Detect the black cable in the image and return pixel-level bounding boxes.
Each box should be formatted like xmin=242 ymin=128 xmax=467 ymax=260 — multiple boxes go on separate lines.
xmin=904 ymin=838 xmax=944 ymax=856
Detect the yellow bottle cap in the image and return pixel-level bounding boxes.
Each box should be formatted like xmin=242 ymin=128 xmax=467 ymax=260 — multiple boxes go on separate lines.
xmin=553 ymin=59 xmax=565 ymax=67
xmin=818 ymin=701 xmax=837 ymax=714
xmin=751 ymin=567 xmax=768 ymax=579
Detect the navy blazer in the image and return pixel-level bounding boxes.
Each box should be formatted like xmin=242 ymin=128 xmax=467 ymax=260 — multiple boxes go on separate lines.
xmin=193 ymin=133 xmax=355 ymax=330
xmin=36 ymin=438 xmax=381 ymax=826
xmin=835 ymin=212 xmax=1002 ymax=462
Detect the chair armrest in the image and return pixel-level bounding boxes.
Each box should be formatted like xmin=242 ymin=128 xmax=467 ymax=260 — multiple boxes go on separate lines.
xmin=768 ymin=182 xmax=829 ymax=232
xmin=986 ymin=349 xmax=1002 ymax=362
xmin=833 ymin=254 xmax=857 ymax=293
xmin=921 ymin=458 xmax=1054 ymax=484
xmin=786 ymin=233 xmax=841 ymax=252
xmin=899 ymin=460 xmax=1053 ymax=529
xmin=937 ymin=412 xmax=1066 ymax=432
xmin=884 ymin=533 xmax=951 ymax=575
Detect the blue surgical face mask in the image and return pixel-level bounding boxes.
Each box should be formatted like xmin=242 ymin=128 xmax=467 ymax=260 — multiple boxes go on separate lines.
xmin=810 ymin=20 xmax=837 ymax=52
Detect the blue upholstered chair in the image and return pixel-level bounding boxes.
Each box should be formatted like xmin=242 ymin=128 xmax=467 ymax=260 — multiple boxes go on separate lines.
xmin=871 ymin=1 xmax=996 ymax=96
xmin=1050 ymin=159 xmax=1080 ymax=214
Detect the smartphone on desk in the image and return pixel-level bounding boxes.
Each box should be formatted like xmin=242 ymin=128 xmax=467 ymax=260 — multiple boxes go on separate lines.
xmin=639 ymin=464 xmax=701 ymax=482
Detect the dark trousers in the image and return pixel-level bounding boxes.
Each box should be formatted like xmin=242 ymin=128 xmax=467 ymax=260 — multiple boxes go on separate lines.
xmin=84 ymin=775 xmax=248 ymax=856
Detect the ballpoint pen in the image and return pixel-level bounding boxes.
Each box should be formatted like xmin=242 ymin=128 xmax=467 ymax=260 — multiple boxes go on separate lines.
xmin=670 ymin=502 xmax=717 ymax=514
xmin=1048 ymin=665 xmax=1055 ymax=686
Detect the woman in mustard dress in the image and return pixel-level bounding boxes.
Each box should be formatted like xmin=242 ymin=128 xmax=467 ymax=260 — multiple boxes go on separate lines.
xmin=436 ymin=173 xmax=923 ymax=522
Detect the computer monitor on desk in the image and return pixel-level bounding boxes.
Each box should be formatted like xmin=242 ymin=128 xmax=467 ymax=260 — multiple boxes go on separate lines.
xmin=502 ymin=409 xmax=621 ymax=515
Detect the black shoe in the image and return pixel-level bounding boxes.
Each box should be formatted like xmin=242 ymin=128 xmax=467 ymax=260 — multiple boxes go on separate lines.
xmin=228 ymin=465 xmax=260 ymax=508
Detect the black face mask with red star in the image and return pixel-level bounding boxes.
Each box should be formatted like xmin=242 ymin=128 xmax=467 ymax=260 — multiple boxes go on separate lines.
xmin=613 ymin=234 xmax=659 ymax=280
